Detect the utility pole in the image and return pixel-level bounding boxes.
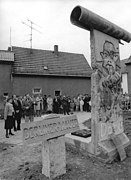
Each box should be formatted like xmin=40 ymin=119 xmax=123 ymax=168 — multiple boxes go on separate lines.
xmin=22 ymin=19 xmax=41 ymax=49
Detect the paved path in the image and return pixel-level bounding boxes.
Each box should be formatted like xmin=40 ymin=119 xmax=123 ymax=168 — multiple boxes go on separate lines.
xmin=0 ymin=112 xmax=91 ymax=145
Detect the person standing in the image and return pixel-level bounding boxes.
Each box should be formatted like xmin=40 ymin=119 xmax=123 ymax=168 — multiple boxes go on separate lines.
xmin=53 ymin=96 xmax=60 ymax=114
xmin=67 ymin=97 xmax=71 ymax=114
xmin=12 ymin=95 xmax=22 ymax=131
xmin=43 ymin=95 xmax=47 ymax=113
xmin=70 ymin=99 xmax=75 ymax=114
xmin=35 ymin=95 xmax=41 ymax=117
xmin=23 ymin=94 xmax=34 ymax=122
xmin=47 ymin=95 xmax=53 ymax=113
xmin=73 ymin=96 xmax=77 ymax=111
xmin=75 ymin=97 xmax=80 ymax=111
xmin=125 ymin=93 xmax=130 ymax=110
xmin=39 ymin=95 xmax=43 ymax=116
xmin=4 ymin=98 xmax=14 ymax=138
xmin=17 ymin=96 xmax=22 ymax=130
xmin=62 ymin=96 xmax=69 ymax=115
xmin=80 ymin=97 xmax=84 ymax=112
xmin=12 ymin=95 xmax=17 ymax=131
xmin=83 ymin=94 xmax=89 ymax=112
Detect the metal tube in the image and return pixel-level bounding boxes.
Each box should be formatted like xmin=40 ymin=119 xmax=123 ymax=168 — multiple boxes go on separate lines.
xmin=70 ymin=6 xmax=131 ymax=43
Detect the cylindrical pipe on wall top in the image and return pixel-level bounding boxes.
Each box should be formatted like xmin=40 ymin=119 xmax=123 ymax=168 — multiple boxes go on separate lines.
xmin=70 ymin=6 xmax=131 ymax=43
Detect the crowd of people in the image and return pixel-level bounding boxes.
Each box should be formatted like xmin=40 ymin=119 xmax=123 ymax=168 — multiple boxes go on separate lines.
xmin=121 ymin=92 xmax=131 ymax=110
xmin=4 ymin=91 xmax=131 ymax=138
xmin=3 ymin=93 xmax=91 ymax=138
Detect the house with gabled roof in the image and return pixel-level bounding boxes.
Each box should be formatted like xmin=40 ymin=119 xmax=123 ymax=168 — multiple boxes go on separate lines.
xmin=11 ymin=45 xmax=92 ymax=97
xmin=0 ymin=45 xmax=92 ymax=109
xmin=121 ymin=55 xmax=131 ymax=94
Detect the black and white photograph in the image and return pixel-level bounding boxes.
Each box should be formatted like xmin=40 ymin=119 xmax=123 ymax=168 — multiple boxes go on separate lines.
xmin=0 ymin=0 xmax=131 ymax=179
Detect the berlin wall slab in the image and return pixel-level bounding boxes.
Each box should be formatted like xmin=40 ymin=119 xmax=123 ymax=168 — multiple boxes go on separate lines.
xmin=70 ymin=5 xmax=131 ymax=159
xmin=90 ymin=29 xmax=130 ymax=156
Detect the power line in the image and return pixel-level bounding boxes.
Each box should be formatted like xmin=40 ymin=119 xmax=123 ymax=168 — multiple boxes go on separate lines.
xmin=22 ymin=19 xmax=42 ymax=49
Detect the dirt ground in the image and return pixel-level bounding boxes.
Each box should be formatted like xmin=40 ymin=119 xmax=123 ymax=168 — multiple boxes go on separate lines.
xmin=0 ymin=136 xmax=131 ymax=180
xmin=0 ymin=117 xmax=131 ymax=180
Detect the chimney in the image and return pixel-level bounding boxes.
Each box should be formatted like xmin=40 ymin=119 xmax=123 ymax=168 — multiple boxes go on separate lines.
xmin=8 ymin=47 xmax=12 ymax=51
xmin=54 ymin=45 xmax=59 ymax=56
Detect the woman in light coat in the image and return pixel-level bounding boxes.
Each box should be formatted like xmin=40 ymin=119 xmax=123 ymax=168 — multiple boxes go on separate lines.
xmin=47 ymin=95 xmax=53 ymax=113
xmin=80 ymin=97 xmax=84 ymax=112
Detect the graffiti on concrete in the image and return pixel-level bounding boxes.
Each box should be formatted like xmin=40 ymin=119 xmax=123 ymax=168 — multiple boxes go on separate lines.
xmin=96 ymin=41 xmax=122 ymax=123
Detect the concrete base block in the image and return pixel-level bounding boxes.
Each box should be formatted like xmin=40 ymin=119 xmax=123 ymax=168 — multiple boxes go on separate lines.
xmin=99 ymin=133 xmax=130 ymax=158
xmin=65 ymin=132 xmax=130 ymax=162
xmin=42 ymin=136 xmax=66 ymax=179
xmin=111 ymin=135 xmax=126 ymax=161
xmin=65 ymin=134 xmax=93 ymax=155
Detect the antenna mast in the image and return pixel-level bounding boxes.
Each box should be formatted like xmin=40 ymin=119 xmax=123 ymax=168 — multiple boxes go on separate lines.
xmin=22 ymin=19 xmax=41 ymax=49
xmin=30 ymin=20 xmax=32 ymax=49
xmin=9 ymin=27 xmax=12 ymax=47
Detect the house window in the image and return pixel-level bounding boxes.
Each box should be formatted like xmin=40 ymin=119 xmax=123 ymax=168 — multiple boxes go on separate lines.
xmin=3 ymin=92 xmax=8 ymax=97
xmin=54 ymin=90 xmax=61 ymax=96
xmin=32 ymin=88 xmax=42 ymax=94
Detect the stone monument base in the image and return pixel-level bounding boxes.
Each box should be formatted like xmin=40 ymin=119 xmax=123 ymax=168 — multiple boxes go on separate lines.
xmin=42 ymin=136 xmax=66 ymax=179
xmin=65 ymin=132 xmax=130 ymax=162
xmin=99 ymin=133 xmax=130 ymax=156
xmin=99 ymin=133 xmax=130 ymax=161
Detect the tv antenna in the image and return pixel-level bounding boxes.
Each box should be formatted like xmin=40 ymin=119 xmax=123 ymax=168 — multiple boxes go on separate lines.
xmin=9 ymin=26 xmax=12 ymax=48
xmin=22 ymin=19 xmax=42 ymax=49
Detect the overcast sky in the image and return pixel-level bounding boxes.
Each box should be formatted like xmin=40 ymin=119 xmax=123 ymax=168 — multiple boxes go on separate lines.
xmin=0 ymin=0 xmax=131 ymax=65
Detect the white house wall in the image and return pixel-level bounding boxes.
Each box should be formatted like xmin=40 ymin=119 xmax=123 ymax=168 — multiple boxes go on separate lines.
xmin=122 ymin=73 xmax=128 ymax=93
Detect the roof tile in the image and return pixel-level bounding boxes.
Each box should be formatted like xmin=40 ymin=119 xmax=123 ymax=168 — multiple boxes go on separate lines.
xmin=12 ymin=46 xmax=92 ymax=77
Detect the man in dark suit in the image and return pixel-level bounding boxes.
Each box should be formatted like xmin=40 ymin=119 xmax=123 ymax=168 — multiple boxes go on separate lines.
xmin=12 ymin=95 xmax=22 ymax=131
